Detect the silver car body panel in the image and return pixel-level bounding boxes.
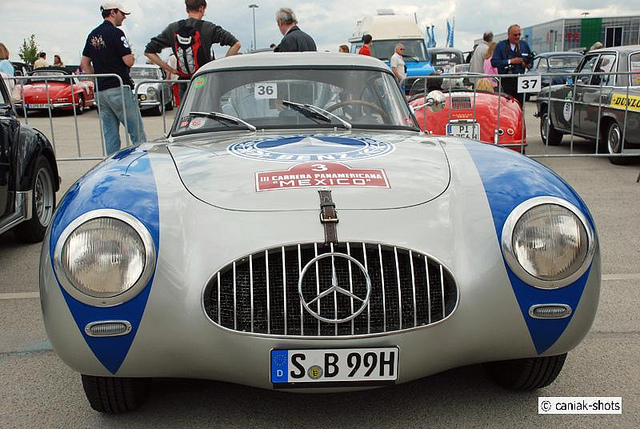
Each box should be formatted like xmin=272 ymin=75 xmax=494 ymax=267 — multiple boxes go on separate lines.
xmin=40 ymin=132 xmax=600 ymax=389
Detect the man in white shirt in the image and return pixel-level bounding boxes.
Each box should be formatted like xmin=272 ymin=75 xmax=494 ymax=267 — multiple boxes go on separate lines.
xmin=469 ymin=31 xmax=493 ymax=73
xmin=33 ymin=52 xmax=49 ymax=69
xmin=390 ymin=43 xmax=406 ymax=85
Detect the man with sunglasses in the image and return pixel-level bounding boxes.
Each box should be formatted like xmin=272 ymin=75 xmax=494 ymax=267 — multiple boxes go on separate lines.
xmin=491 ymin=24 xmax=532 ymax=104
xmin=81 ymin=1 xmax=146 ymax=155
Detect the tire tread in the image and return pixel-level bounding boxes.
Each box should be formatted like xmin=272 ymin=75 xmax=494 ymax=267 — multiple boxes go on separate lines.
xmin=82 ymin=374 xmax=150 ymax=414
xmin=484 ymin=353 xmax=567 ymax=390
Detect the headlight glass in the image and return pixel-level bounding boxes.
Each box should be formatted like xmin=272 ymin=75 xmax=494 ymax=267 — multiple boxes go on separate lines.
xmin=62 ymin=217 xmax=145 ymax=297
xmin=54 ymin=210 xmax=156 ymax=306
xmin=502 ymin=198 xmax=595 ymax=289
xmin=146 ymin=87 xmax=157 ymax=98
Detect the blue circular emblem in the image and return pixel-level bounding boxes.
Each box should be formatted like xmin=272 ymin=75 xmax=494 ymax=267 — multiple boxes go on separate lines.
xmin=227 ymin=135 xmax=395 ymax=162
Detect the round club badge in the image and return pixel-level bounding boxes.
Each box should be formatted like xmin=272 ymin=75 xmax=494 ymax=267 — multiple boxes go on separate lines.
xmin=193 ymin=76 xmax=207 ymax=89
xmin=228 ymin=135 xmax=395 ymax=163
xmin=189 ymin=118 xmax=205 ymax=130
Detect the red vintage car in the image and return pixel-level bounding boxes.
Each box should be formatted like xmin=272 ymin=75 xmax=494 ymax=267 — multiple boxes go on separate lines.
xmin=13 ymin=67 xmax=95 ymax=115
xmin=409 ymin=83 xmax=526 ymax=152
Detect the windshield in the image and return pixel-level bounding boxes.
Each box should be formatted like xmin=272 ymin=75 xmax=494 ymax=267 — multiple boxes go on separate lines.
xmin=548 ymin=56 xmax=581 ymax=69
xmin=172 ymin=67 xmax=417 ymax=136
xmin=28 ymin=71 xmax=70 ymax=83
xmin=131 ymin=67 xmax=162 ymax=80
xmin=369 ymin=39 xmax=428 ymax=62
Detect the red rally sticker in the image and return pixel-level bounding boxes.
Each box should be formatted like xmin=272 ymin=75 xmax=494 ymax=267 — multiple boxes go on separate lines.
xmin=256 ymin=162 xmax=390 ymax=191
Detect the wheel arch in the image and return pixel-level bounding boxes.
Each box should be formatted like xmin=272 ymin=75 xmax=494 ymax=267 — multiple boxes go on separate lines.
xmin=16 ymin=128 xmax=60 ymax=192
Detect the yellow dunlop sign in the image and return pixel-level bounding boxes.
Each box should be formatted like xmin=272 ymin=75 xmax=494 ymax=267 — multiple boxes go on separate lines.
xmin=610 ymin=93 xmax=640 ymax=112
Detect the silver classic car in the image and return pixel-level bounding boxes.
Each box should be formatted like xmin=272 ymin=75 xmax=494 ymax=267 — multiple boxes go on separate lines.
xmin=40 ymin=53 xmax=600 ymax=413
xmin=537 ymin=45 xmax=640 ymax=164
xmin=130 ymin=64 xmax=173 ymax=116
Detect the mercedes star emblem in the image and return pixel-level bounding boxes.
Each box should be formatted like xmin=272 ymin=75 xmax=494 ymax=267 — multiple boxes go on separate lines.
xmin=298 ymin=252 xmax=372 ymax=324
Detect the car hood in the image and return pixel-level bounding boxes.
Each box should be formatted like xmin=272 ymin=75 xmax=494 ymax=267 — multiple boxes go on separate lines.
xmin=406 ymin=62 xmax=436 ymax=77
xmin=132 ymin=81 xmax=160 ymax=93
xmin=167 ymin=131 xmax=450 ymax=211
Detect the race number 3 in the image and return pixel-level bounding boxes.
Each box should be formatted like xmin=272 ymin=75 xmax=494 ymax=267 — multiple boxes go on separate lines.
xmin=517 ymin=75 xmax=542 ymax=93
xmin=255 ymin=82 xmax=277 ymax=99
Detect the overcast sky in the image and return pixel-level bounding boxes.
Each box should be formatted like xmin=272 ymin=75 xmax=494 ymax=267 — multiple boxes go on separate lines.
xmin=2 ymin=0 xmax=638 ymax=65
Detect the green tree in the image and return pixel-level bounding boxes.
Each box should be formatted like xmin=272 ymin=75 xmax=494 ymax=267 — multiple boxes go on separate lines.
xmin=19 ymin=35 xmax=40 ymax=65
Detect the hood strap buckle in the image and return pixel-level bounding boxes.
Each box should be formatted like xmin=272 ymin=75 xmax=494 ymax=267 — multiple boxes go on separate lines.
xmin=318 ymin=189 xmax=339 ymax=244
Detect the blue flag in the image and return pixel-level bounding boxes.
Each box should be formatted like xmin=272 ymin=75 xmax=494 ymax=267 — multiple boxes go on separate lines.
xmin=428 ymin=25 xmax=436 ymax=48
xmin=446 ymin=20 xmax=454 ymax=48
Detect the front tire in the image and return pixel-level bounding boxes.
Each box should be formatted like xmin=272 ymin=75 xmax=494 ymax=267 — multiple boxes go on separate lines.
xmin=540 ymin=108 xmax=563 ymax=146
xmin=151 ymin=101 xmax=164 ymax=116
xmin=81 ymin=374 xmax=151 ymax=414
xmin=75 ymin=94 xmax=85 ymax=115
xmin=484 ymin=353 xmax=567 ymax=390
xmin=13 ymin=157 xmax=56 ymax=243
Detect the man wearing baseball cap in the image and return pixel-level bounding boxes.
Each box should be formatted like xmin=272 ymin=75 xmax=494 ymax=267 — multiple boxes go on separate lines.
xmin=81 ymin=1 xmax=146 ymax=155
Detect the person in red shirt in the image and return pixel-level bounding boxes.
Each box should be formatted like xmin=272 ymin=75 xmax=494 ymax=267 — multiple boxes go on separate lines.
xmin=358 ymin=34 xmax=372 ymax=56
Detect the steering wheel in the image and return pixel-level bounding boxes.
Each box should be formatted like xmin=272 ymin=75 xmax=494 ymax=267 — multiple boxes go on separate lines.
xmin=325 ymin=100 xmax=392 ymax=123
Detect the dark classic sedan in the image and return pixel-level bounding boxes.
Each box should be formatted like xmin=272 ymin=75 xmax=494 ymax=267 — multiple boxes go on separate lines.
xmin=537 ymin=45 xmax=640 ymax=164
xmin=0 ymin=76 xmax=60 ymax=242
xmin=529 ymin=51 xmax=583 ymax=87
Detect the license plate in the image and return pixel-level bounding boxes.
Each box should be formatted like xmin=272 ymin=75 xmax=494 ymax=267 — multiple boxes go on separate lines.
xmin=26 ymin=104 xmax=50 ymax=109
xmin=270 ymin=347 xmax=399 ymax=387
xmin=447 ymin=122 xmax=480 ymax=139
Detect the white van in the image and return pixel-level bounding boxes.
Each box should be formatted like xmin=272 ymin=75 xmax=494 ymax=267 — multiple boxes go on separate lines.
xmin=349 ymin=10 xmax=435 ymax=92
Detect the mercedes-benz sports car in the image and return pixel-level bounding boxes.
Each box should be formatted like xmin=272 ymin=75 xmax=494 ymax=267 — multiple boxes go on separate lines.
xmin=13 ymin=67 xmax=95 ymax=115
xmin=40 ymin=53 xmax=600 ymax=413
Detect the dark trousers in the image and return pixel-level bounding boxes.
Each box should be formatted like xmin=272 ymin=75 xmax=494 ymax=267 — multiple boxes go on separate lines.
xmin=500 ymin=74 xmax=524 ymax=106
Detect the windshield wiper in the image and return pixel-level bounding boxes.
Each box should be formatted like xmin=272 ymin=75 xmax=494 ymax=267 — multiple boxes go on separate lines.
xmin=189 ymin=111 xmax=256 ymax=132
xmin=282 ymin=100 xmax=352 ymax=130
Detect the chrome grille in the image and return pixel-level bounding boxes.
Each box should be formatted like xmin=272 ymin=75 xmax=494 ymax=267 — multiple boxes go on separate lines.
xmin=203 ymin=243 xmax=458 ymax=337
xmin=451 ymin=97 xmax=472 ymax=110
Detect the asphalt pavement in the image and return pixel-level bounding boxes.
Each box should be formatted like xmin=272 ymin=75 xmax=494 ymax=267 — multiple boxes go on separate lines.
xmin=0 ymin=104 xmax=638 ymax=428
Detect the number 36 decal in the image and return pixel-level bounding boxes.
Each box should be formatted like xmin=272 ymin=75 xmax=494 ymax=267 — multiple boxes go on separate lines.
xmin=254 ymin=82 xmax=278 ymax=99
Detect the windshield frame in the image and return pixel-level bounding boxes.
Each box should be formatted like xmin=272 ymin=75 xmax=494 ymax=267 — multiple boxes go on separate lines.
xmin=170 ymin=65 xmax=419 ymax=137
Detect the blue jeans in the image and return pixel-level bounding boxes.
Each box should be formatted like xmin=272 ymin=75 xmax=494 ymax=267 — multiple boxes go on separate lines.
xmin=96 ymin=86 xmax=146 ymax=155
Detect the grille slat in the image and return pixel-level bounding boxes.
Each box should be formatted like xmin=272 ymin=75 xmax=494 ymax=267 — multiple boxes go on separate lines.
xmin=203 ymin=243 xmax=458 ymax=337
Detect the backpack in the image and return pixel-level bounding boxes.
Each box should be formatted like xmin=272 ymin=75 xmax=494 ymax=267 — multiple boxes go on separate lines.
xmin=172 ymin=19 xmax=210 ymax=78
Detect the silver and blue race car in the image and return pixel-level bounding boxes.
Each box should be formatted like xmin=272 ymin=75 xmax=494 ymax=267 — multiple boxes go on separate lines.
xmin=40 ymin=53 xmax=600 ymax=413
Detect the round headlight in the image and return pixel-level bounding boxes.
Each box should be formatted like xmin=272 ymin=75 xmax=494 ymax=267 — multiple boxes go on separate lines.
xmin=502 ymin=197 xmax=595 ymax=289
xmin=146 ymin=87 xmax=157 ymax=98
xmin=54 ymin=210 xmax=156 ymax=306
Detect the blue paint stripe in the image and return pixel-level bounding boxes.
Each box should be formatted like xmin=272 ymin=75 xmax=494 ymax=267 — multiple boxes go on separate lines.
xmin=464 ymin=142 xmax=595 ymax=354
xmin=49 ymin=148 xmax=159 ymax=373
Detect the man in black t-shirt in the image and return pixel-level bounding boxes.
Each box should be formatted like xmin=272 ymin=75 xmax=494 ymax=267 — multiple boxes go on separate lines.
xmin=81 ymin=1 xmax=146 ymax=155
xmin=144 ymin=0 xmax=241 ymax=99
